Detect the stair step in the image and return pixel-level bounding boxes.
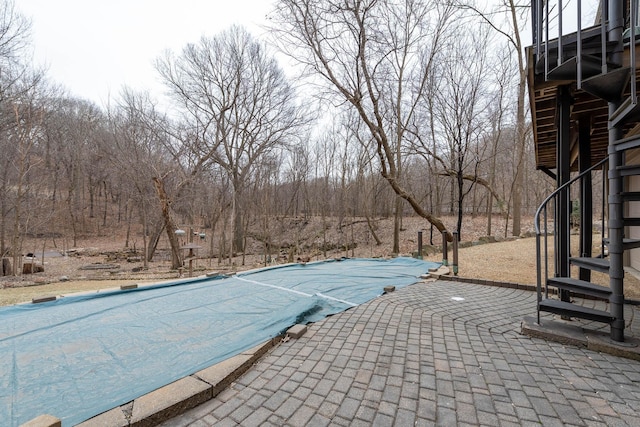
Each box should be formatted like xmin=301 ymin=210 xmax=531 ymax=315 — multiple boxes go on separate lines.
xmin=621 ymin=191 xmax=640 ymax=201
xmin=613 ymin=133 xmax=640 ymax=152
xmin=582 ymin=66 xmax=630 ymax=102
xmin=623 ymin=238 xmax=640 ymax=249
xmin=569 ymin=257 xmax=609 ymax=273
xmin=617 ymin=164 xmax=640 ymax=177
xmin=546 ymin=277 xmax=612 ymax=299
xmin=539 ymin=299 xmax=614 ymax=323
xmin=624 ymin=218 xmax=640 ymax=227
xmin=547 ymin=55 xmax=603 ymax=81
xmin=610 ymin=96 xmax=640 ymax=128
xmin=604 ymin=237 xmax=640 ymax=250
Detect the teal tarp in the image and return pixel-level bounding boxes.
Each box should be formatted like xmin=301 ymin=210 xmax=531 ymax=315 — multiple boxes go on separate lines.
xmin=0 ymin=257 xmax=438 ymax=426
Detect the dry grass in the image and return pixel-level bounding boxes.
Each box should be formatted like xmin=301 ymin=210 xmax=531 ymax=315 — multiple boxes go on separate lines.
xmin=427 ymin=237 xmax=539 ymax=284
xmin=430 ymin=234 xmax=640 ymax=300
xmin=0 ymin=280 xmax=146 ymax=307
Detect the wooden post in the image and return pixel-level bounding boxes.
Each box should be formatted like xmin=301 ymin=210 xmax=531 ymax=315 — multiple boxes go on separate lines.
xmin=442 ymin=231 xmax=448 ymax=266
xmin=452 ymin=231 xmax=459 ymax=276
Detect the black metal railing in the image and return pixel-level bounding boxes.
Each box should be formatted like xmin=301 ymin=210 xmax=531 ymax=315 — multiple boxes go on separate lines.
xmin=533 ymin=0 xmax=637 ymax=93
xmin=534 ymin=157 xmax=609 ymax=323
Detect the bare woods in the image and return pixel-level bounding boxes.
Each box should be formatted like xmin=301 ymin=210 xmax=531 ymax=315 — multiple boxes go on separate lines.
xmin=1 ymin=1 xmax=553 ymax=276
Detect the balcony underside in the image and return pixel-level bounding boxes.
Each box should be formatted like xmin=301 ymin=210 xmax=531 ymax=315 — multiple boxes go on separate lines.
xmin=528 ymin=35 xmax=640 ymax=170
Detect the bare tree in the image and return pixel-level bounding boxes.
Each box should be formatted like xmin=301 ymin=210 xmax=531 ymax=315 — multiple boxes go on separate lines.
xmin=405 ymin=26 xmax=508 ymax=236
xmin=483 ymin=49 xmax=513 ymax=236
xmin=430 ymin=27 xmax=494 ymax=240
xmin=455 ymin=0 xmax=530 ymax=236
xmin=156 ymin=25 xmax=309 ymax=253
xmin=0 ymin=0 xmax=29 ymax=62
xmin=0 ymin=0 xmax=33 ymax=258
xmin=45 ymin=97 xmax=105 ymax=245
xmin=312 ymin=129 xmax=339 ymax=256
xmin=271 ymin=0 xmax=458 ymax=241
xmin=0 ymin=0 xmax=32 ymax=113
xmin=2 ymin=73 xmax=50 ymax=274
xmin=108 ymin=88 xmax=174 ymax=268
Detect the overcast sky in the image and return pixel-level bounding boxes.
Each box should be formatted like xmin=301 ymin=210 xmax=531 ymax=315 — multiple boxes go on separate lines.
xmin=17 ymin=0 xmax=275 ymax=106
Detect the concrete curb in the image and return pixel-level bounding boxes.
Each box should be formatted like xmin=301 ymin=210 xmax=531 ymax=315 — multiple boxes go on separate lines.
xmin=76 ymin=336 xmax=282 ymax=427
xmin=19 ymin=414 xmax=61 ymax=427
xmin=434 ymin=274 xmax=537 ymax=292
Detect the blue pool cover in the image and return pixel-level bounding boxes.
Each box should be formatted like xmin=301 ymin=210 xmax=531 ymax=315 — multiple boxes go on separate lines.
xmin=0 ymin=257 xmax=438 ymax=426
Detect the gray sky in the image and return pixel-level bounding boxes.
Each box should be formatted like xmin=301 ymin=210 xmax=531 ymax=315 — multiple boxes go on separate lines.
xmin=18 ymin=0 xmax=274 ymax=106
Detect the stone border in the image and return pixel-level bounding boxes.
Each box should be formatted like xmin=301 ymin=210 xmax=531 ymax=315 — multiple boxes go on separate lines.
xmin=19 ymin=414 xmax=61 ymax=427
xmin=434 ymin=275 xmax=640 ymax=305
xmin=439 ymin=275 xmax=537 ymax=292
xmin=521 ymin=316 xmax=640 ymax=361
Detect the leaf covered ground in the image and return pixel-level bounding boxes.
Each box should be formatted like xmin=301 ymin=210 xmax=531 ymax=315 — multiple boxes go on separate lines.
xmin=2 ymin=215 xmax=639 ymax=306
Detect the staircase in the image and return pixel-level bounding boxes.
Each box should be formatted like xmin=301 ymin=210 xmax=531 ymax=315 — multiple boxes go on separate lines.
xmin=532 ymin=0 xmax=640 ymax=342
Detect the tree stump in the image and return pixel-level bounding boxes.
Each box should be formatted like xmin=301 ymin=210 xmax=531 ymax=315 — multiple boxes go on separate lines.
xmin=22 ymin=262 xmax=44 ymax=274
xmin=1 ymin=258 xmax=12 ymax=276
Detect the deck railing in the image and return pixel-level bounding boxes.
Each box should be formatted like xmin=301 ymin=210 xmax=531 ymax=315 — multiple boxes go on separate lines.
xmin=532 ymin=0 xmax=637 ymax=97
xmin=534 ymin=157 xmax=609 ymax=323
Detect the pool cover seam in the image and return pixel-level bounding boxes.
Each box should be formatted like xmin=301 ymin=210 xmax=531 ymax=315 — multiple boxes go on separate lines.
xmin=314 ymin=293 xmax=357 ymax=307
xmin=233 ymin=277 xmax=358 ymax=306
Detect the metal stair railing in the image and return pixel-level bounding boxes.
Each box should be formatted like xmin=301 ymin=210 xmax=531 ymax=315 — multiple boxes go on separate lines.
xmin=535 ymin=156 xmax=609 ymax=323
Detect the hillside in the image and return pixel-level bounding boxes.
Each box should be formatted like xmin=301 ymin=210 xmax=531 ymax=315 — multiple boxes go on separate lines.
xmin=1 ymin=214 xmax=538 ymax=302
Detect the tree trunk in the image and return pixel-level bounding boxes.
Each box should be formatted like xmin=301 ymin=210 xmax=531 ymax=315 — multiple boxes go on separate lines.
xmin=141 ymin=200 xmax=149 ymax=269
xmin=147 ymin=223 xmax=164 ymax=262
xmin=393 ymin=195 xmax=402 ymax=253
xmin=380 ymin=169 xmax=453 ymax=242
xmin=510 ymin=5 xmax=528 ymax=238
xmin=88 ymin=176 xmax=95 ymax=218
xmin=486 ymin=135 xmax=499 ymax=236
xmin=322 ymin=212 xmax=328 ymax=257
xmin=511 ymin=164 xmax=524 ymax=237
xmin=365 ymin=214 xmax=382 ymax=245
xmin=152 ymin=177 xmax=182 ymax=269
xmin=231 ymin=183 xmax=244 ymax=253
xmin=103 ymin=181 xmax=108 ymax=227
xmin=125 ymin=202 xmax=132 ymax=248
xmin=486 ymin=190 xmax=493 ymax=236
xmin=0 ymin=173 xmax=6 ymax=256
xmin=1 ymin=258 xmax=12 ymax=276
xmin=456 ymin=171 xmax=464 ymax=241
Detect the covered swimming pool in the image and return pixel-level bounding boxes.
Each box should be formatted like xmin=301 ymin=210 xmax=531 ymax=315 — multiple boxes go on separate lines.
xmin=0 ymin=257 xmax=438 ymax=426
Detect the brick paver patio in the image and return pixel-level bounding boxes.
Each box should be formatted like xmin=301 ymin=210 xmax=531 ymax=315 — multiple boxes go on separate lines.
xmin=160 ymin=280 xmax=640 ymax=426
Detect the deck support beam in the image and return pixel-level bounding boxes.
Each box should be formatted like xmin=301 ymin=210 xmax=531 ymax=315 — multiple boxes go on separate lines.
xmin=608 ymin=0 xmax=625 ymax=343
xmin=556 ymin=86 xmax=572 ymax=305
xmin=579 ymin=117 xmax=593 ymax=282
